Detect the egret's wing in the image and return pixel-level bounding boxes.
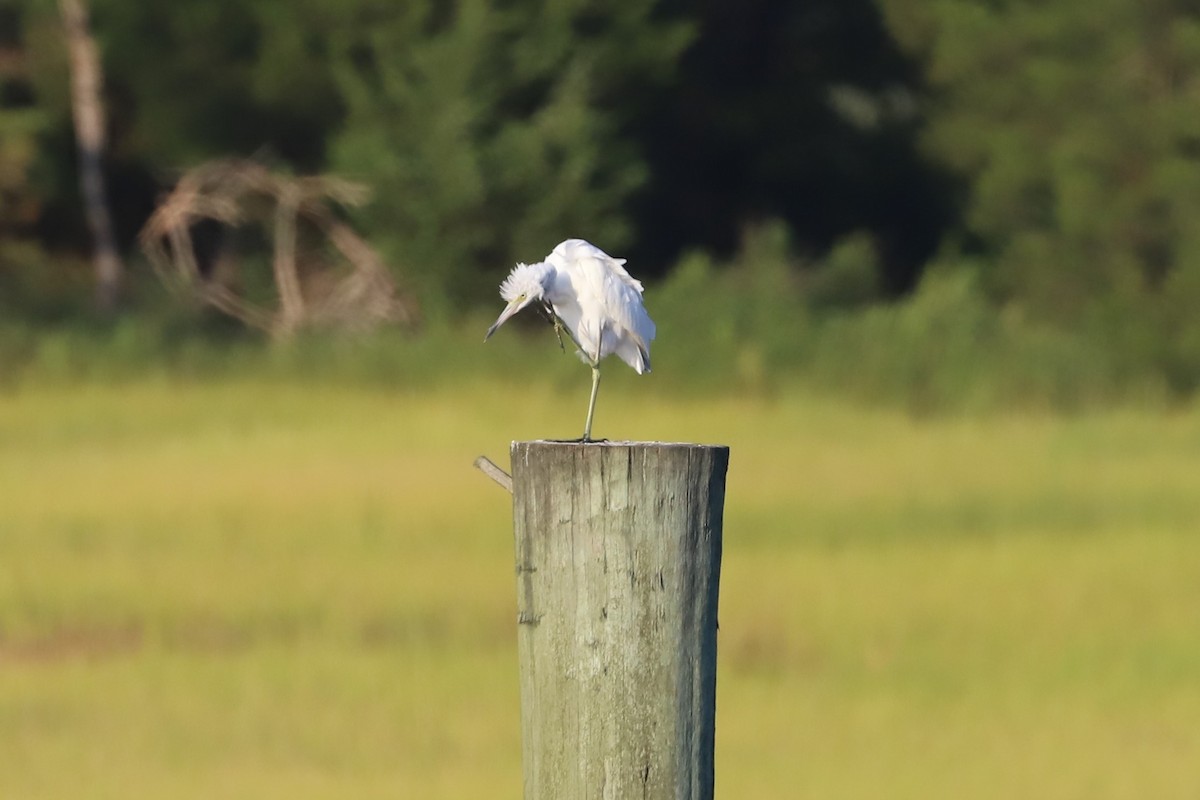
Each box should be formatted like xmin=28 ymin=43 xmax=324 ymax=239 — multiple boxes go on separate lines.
xmin=602 ymin=270 xmax=655 ymax=373
xmin=552 ymin=239 xmax=645 ymax=294
xmin=599 ymin=253 xmax=644 ymax=295
xmin=585 ymin=248 xmax=656 ymax=370
xmin=548 ymin=239 xmax=656 ymax=372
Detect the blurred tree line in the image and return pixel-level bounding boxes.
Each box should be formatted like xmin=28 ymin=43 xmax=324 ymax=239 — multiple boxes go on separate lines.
xmin=0 ymin=0 xmax=948 ymax=303
xmin=3 ymin=0 xmax=1200 ymax=396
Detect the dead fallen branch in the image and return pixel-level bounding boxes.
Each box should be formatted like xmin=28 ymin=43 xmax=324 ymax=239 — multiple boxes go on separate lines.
xmin=140 ymin=159 xmax=419 ymax=337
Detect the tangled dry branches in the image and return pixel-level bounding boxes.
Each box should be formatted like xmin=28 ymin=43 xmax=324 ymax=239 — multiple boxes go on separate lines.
xmin=139 ymin=159 xmax=419 ymax=337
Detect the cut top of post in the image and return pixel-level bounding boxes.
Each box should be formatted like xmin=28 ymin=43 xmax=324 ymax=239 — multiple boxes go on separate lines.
xmin=511 ymin=439 xmax=729 ymax=454
xmin=509 ymin=441 xmax=730 ymax=517
xmin=509 ymin=440 xmax=730 ymax=524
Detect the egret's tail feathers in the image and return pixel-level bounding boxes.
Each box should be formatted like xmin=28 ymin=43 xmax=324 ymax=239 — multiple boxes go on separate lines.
xmin=615 ymin=337 xmax=651 ymax=375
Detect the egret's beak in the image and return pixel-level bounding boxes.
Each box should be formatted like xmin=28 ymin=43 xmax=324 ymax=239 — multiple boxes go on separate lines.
xmin=485 ymin=298 xmax=526 ymax=341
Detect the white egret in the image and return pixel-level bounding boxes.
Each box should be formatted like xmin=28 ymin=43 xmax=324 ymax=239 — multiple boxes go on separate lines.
xmin=485 ymin=238 xmax=656 ymax=441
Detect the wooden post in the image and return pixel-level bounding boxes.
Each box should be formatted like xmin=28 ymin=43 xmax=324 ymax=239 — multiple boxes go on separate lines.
xmin=510 ymin=441 xmax=728 ymax=800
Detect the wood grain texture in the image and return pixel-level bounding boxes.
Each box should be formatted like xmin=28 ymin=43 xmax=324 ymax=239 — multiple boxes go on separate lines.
xmin=510 ymin=441 xmax=728 ymax=800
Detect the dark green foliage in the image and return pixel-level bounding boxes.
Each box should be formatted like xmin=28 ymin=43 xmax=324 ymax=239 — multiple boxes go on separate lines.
xmin=324 ymin=0 xmax=691 ymax=307
xmin=630 ymin=0 xmax=957 ymax=291
xmin=94 ymin=0 xmax=343 ymax=167
xmin=878 ymin=0 xmax=1200 ymax=369
xmin=807 ymin=232 xmax=882 ymax=310
xmin=0 ymin=4 xmax=62 ymax=243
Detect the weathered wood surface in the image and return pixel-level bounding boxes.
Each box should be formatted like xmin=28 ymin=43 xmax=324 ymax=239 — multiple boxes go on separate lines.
xmin=510 ymin=440 xmax=728 ymax=800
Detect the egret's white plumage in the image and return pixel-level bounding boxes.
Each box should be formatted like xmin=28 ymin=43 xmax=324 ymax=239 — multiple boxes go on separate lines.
xmin=485 ymin=238 xmax=656 ymax=440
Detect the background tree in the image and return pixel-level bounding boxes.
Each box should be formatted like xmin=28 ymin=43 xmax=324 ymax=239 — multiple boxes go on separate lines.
xmin=629 ymin=0 xmax=959 ymax=294
xmin=878 ymin=0 xmax=1200 ymax=386
xmin=59 ymin=0 xmax=121 ymax=310
xmin=323 ymin=0 xmax=692 ymax=310
xmin=7 ymin=0 xmax=957 ymax=310
xmin=1 ymin=2 xmax=61 ymax=279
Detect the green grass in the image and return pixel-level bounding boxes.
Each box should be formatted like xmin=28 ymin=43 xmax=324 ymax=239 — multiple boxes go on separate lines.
xmin=2 ymin=378 xmax=1199 ymax=798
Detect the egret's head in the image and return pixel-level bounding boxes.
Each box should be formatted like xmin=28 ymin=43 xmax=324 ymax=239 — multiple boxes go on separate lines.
xmin=485 ymin=261 xmax=553 ymax=340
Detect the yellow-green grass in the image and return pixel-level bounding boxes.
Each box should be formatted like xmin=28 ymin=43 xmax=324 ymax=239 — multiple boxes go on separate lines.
xmin=2 ymin=379 xmax=1199 ymax=799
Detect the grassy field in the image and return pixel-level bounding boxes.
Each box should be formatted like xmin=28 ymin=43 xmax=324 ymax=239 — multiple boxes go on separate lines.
xmin=2 ymin=378 xmax=1199 ymax=799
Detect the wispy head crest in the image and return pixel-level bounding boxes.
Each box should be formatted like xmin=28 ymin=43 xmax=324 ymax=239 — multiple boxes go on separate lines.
xmin=499 ymin=261 xmax=552 ymax=302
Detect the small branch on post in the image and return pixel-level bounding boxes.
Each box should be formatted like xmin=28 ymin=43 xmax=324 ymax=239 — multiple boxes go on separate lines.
xmin=509 ymin=440 xmax=728 ymax=800
xmin=474 ymin=455 xmax=513 ymax=494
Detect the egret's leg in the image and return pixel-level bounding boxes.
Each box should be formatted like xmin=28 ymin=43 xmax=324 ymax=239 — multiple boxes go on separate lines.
xmin=583 ymin=364 xmax=601 ymax=441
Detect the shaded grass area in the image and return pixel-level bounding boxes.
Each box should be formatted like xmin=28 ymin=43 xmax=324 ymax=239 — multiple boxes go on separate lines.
xmin=2 ymin=381 xmax=1199 ymax=798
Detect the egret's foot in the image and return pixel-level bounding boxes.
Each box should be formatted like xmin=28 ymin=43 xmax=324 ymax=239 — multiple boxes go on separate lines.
xmin=552 ymin=318 xmax=567 ymax=352
xmin=539 ymin=302 xmax=569 ymax=352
